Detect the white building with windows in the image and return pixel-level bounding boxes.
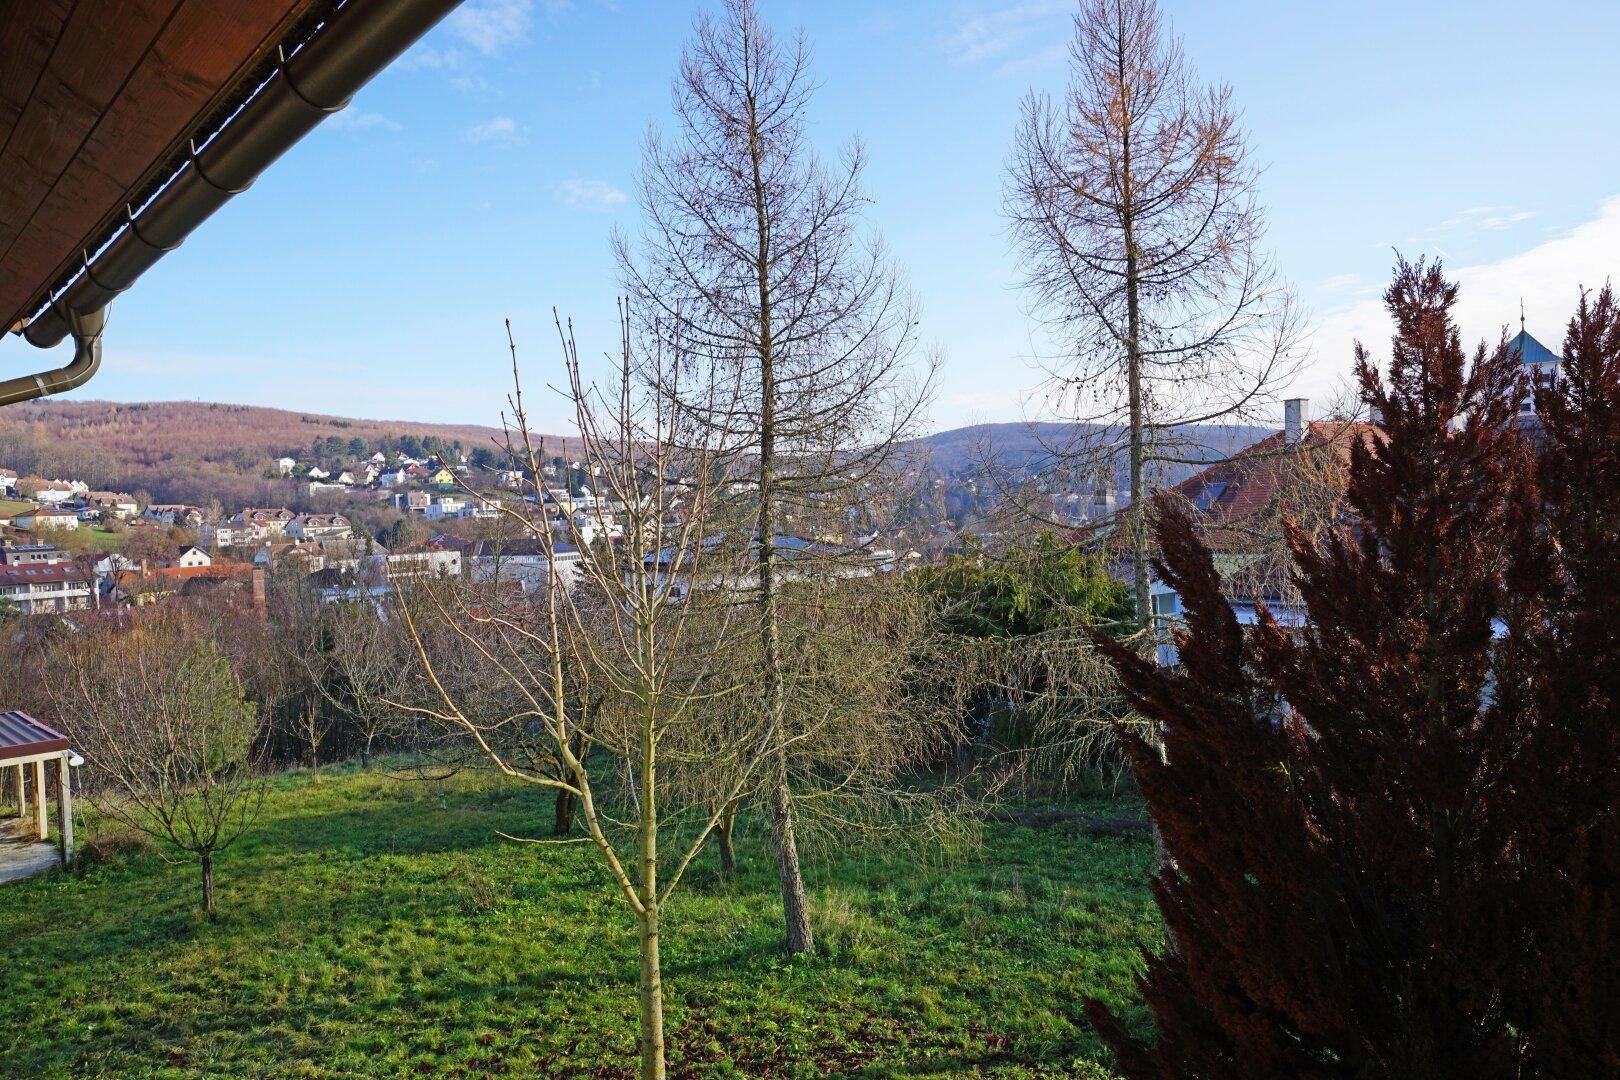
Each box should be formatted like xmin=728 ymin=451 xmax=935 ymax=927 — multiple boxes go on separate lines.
xmin=175 ymin=546 xmax=213 ymax=568
xmin=13 ymin=506 xmax=80 ymax=532
xmin=0 ymin=545 xmax=94 ymax=615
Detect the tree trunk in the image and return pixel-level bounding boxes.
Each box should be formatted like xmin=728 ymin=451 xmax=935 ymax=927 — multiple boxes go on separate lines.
xmin=553 ymin=788 xmax=577 ymax=837
xmin=1116 ymin=48 xmax=1177 ymax=952
xmin=1121 ymin=170 xmax=1149 ymax=630
xmin=637 ymin=904 xmax=665 ymax=1080
xmin=637 ymin=704 xmax=666 ymax=1080
xmin=201 ymin=852 xmax=216 ymax=921
xmin=757 ymin=463 xmax=812 ymax=952
xmin=715 ymin=804 xmax=737 ymax=874
xmin=768 ymin=751 xmax=814 ymax=953
xmin=751 ymin=124 xmax=813 ymax=955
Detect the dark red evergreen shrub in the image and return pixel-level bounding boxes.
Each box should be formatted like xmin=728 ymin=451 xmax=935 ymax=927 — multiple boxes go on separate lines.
xmin=1504 ymin=286 xmax=1620 ymax=1076
xmin=1084 ymin=259 xmax=1590 ymax=1078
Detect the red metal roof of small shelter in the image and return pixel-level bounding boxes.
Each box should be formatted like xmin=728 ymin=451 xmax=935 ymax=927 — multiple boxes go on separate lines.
xmin=0 ymin=711 xmax=69 ymax=762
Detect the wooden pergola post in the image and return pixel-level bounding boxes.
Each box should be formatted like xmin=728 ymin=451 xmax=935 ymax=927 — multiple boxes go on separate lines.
xmin=57 ymin=753 xmax=73 ymax=865
xmin=2 ymin=713 xmax=79 ymax=864
xmin=32 ymin=758 xmax=48 ymax=841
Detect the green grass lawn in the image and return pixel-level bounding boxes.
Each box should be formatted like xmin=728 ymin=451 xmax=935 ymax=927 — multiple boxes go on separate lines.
xmin=0 ymin=765 xmax=1158 ymax=1078
xmin=75 ymin=526 xmax=126 ymax=552
xmin=0 ymin=510 xmax=120 ymax=550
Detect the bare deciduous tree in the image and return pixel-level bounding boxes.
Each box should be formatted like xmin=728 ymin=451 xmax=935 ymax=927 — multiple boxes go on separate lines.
xmin=1005 ymin=0 xmax=1300 ymax=631
xmin=616 ymin=0 xmax=935 ymax=955
xmin=389 ymin=312 xmax=773 ymax=1080
xmin=48 ymin=606 xmax=265 ymax=919
xmin=290 ymin=601 xmax=408 ymax=764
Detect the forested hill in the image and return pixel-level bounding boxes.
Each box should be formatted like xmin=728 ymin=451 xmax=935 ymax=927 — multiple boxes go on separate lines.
xmin=2 ymin=400 xmax=519 ymax=464
xmin=908 ymin=421 xmax=1271 ymax=477
xmin=0 ymin=399 xmax=567 ymax=507
xmin=0 ymin=398 xmax=1273 ymax=512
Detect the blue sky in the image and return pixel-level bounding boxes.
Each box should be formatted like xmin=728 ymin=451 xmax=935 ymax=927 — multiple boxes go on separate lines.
xmin=26 ymin=0 xmax=1620 ymax=433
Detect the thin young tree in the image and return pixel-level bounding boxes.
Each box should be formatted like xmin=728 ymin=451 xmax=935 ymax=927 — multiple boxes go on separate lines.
xmin=616 ymin=0 xmax=934 ymax=955
xmin=1005 ymin=0 xmax=1299 ymax=632
xmin=1085 ymin=260 xmax=1535 ymax=1077
xmin=389 ymin=311 xmax=775 ymax=1080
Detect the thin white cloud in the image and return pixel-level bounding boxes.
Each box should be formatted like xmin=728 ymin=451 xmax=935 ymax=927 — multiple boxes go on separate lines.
xmin=943 ymin=1 xmax=1070 ymax=69
xmin=1300 ymin=195 xmax=1620 ymax=402
xmin=401 ymin=0 xmax=530 ymax=72
xmin=448 ymin=73 xmax=496 ymax=98
xmin=326 ymin=109 xmax=402 ymax=133
xmin=403 ymin=0 xmax=612 ymax=76
xmin=1408 ymin=204 xmax=1540 ymax=244
xmin=1478 ymin=211 xmax=1539 ymax=231
xmin=1316 ymin=273 xmax=1366 ymax=294
xmin=465 ymin=116 xmax=525 ymax=145
xmin=556 ymin=178 xmax=628 ymax=212
xmin=448 ymin=0 xmax=534 ymax=56
xmin=399 ymin=44 xmax=465 ymax=71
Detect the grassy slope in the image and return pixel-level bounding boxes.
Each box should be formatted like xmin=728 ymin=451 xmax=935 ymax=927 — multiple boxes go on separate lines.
xmin=75 ymin=527 xmax=124 ymax=552
xmin=0 ymin=766 xmax=1157 ymax=1078
xmin=0 ymin=522 xmax=122 ymax=551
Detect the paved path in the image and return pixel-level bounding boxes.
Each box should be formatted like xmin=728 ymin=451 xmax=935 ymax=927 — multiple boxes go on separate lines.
xmin=0 ymin=816 xmax=60 ymax=884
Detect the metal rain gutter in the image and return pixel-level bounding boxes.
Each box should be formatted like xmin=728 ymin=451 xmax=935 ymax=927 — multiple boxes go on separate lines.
xmin=4 ymin=0 xmax=464 ymax=401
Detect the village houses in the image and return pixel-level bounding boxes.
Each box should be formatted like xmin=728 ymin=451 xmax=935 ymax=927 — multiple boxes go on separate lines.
xmin=84 ymin=492 xmax=139 ymax=519
xmin=286 ymin=513 xmax=354 ymax=541
xmin=28 ymin=480 xmax=78 ymax=505
xmin=13 ymin=506 xmax=81 ymax=532
xmin=144 ymin=504 xmax=205 ymax=529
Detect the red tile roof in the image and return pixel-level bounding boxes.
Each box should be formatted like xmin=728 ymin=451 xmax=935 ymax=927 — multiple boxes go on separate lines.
xmin=1169 ymin=420 xmax=1381 ymax=548
xmin=0 ymin=562 xmax=92 ymax=586
xmin=114 ymin=560 xmax=252 ymax=589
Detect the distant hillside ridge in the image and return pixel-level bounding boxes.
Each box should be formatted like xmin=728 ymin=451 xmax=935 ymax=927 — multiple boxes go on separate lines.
xmin=0 ymin=399 xmax=1272 ymax=510
xmin=0 ymin=399 xmax=566 ymax=466
xmin=0 ymin=399 xmax=575 ymax=508
xmin=907 ymin=420 xmax=1272 ymax=482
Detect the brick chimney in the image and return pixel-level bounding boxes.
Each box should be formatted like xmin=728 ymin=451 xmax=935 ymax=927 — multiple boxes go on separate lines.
xmin=1284 ymin=398 xmax=1309 ymax=443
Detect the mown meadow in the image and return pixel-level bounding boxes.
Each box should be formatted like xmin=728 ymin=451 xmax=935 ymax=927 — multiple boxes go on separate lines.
xmin=0 ymin=764 xmax=1157 ymax=1077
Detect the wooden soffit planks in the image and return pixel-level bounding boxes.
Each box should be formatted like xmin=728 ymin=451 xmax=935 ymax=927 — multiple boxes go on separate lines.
xmin=0 ymin=1 xmax=325 ymax=333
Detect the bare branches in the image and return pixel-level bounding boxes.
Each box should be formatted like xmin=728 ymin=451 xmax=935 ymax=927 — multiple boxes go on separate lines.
xmin=616 ymin=0 xmax=941 ymax=959
xmin=391 ymin=307 xmax=782 ymax=1080
xmin=44 ymin=603 xmax=266 ymax=919
xmin=1004 ymin=0 xmax=1301 ymax=628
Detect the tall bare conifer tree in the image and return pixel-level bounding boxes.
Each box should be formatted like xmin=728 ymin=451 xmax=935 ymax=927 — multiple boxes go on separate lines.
xmin=1006 ymin=0 xmax=1298 ymax=630
xmin=617 ymin=0 xmax=932 ymax=954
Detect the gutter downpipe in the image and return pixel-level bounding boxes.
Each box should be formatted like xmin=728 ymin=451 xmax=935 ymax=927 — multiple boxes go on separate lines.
xmin=0 ymin=307 xmax=104 ymax=408
xmin=5 ymin=0 xmax=463 ymax=402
